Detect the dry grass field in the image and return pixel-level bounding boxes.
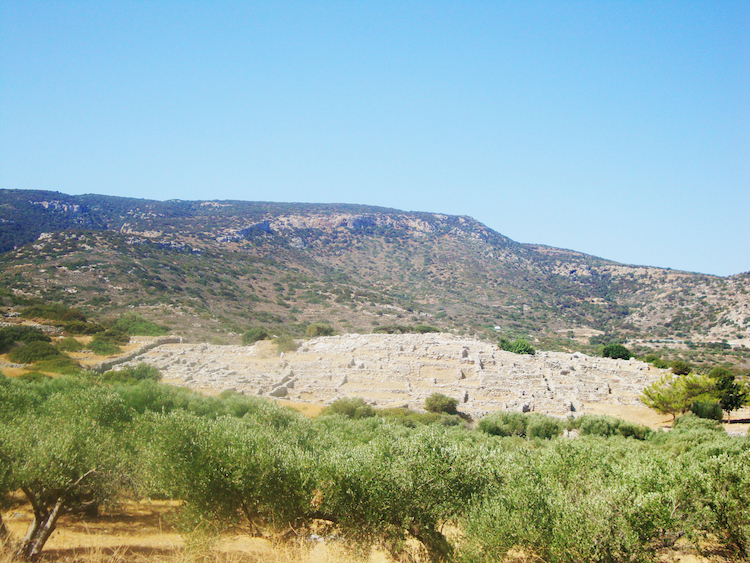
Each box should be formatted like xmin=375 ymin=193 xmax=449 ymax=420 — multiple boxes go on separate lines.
xmin=1 ymin=500 xmax=738 ymax=563
xmin=1 ymin=499 xmax=393 ymax=563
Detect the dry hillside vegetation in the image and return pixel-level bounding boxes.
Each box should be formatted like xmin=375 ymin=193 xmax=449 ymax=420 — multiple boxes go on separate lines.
xmin=1 ymin=189 xmax=749 ymax=370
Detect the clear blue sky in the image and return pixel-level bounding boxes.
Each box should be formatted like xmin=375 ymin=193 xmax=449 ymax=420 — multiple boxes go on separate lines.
xmin=1 ymin=1 xmax=748 ymax=276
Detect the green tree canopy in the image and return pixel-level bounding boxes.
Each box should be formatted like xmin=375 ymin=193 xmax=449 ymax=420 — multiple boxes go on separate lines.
xmin=641 ymin=372 xmax=715 ymax=420
xmin=0 ymin=387 xmax=133 ymax=559
xmin=601 ymin=343 xmax=631 ymax=360
xmin=498 ymin=338 xmax=536 ymax=355
xmin=709 ymin=367 xmax=749 ymax=418
xmin=242 ymin=326 xmax=270 ymax=345
xmin=323 ymin=397 xmax=375 ymax=419
xmin=425 ymin=393 xmax=459 ymax=415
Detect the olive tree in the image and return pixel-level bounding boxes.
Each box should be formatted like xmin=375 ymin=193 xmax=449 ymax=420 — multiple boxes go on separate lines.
xmin=142 ymin=410 xmax=311 ymax=536
xmin=314 ymin=426 xmax=489 ymax=562
xmin=0 ymin=434 xmax=11 ymax=546
xmin=460 ymin=438 xmax=685 ymax=563
xmin=0 ymin=388 xmax=132 ymax=559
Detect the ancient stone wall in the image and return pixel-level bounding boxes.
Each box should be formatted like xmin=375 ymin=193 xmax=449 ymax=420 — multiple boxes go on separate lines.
xmin=114 ymin=334 xmax=665 ymax=417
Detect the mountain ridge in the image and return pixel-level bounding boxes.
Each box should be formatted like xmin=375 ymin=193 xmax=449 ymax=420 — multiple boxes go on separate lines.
xmin=1 ymin=188 xmax=748 ymax=370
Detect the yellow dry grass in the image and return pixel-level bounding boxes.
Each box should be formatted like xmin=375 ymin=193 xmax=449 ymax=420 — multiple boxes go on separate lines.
xmin=581 ymin=402 xmax=674 ymax=429
xmin=277 ymin=400 xmax=326 ymax=418
xmin=0 ymin=501 xmax=392 ymax=563
xmin=2 ymin=496 xmax=738 ymax=562
xmin=0 ymin=366 xmax=26 ymax=377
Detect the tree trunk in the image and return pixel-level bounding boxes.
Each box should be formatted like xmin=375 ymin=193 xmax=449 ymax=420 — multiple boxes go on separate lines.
xmin=14 ymin=490 xmax=65 ymax=560
xmin=0 ymin=511 xmax=9 ymax=545
xmin=411 ymin=524 xmax=453 ymax=563
xmin=23 ymin=498 xmax=63 ymax=560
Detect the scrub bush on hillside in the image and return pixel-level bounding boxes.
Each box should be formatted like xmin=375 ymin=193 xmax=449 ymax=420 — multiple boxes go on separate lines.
xmin=477 ymin=411 xmax=563 ymax=439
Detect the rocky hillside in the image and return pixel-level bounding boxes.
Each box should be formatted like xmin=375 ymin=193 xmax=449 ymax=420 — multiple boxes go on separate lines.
xmin=1 ymin=189 xmax=748 ymax=368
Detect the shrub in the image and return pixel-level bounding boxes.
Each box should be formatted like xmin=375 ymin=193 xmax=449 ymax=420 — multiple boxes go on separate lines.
xmin=102 ymin=363 xmax=161 ymax=384
xmin=306 ymin=323 xmax=334 ymax=337
xmin=62 ymin=320 xmax=105 ymax=335
xmin=323 ymin=397 xmax=375 ymax=419
xmin=377 ymin=407 xmax=444 ymax=427
xmin=425 ymin=393 xmax=459 ymax=415
xmin=372 ymin=325 xmax=439 ymax=334
xmin=576 ymin=415 xmax=651 ymax=440
xmin=670 ymin=360 xmax=691 ymax=375
xmin=576 ymin=414 xmax=619 ymax=437
xmin=526 ymin=414 xmax=564 ymax=440
xmin=0 ymin=326 xmax=50 ymax=354
xmin=477 ymin=411 xmax=528 ymax=437
xmin=644 ymin=354 xmax=669 ymax=369
xmin=21 ymin=303 xmax=87 ymax=323
xmin=275 ymin=334 xmax=298 ymax=354
xmin=602 ymin=343 xmax=631 ymax=360
xmin=98 ymin=328 xmax=130 ymax=345
xmin=113 ymin=380 xmax=208 ymax=416
xmin=615 ymin=419 xmax=652 ymax=440
xmin=672 ymin=412 xmax=723 ymax=432
xmin=112 ymin=313 xmax=168 ymax=336
xmin=15 ymin=372 xmax=53 ymax=383
xmin=650 ymin=413 xmax=726 ymax=454
xmin=8 ymin=341 xmax=61 ymax=364
xmin=372 ymin=325 xmax=411 ymax=334
xmin=708 ymin=367 xmax=733 ymax=380
xmin=498 ymin=338 xmax=536 ymax=355
xmin=509 ymin=340 xmax=535 ymax=354
xmin=241 ymin=327 xmax=269 ymax=345
xmin=413 ymin=325 xmax=439 ymax=333
xmin=477 ymin=412 xmax=562 ymax=440
xmin=34 ymin=355 xmax=81 ymax=375
xmin=57 ymin=337 xmax=83 ymax=352
xmin=690 ymin=401 xmax=724 ymax=421
xmin=88 ymin=339 xmax=121 ymax=356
